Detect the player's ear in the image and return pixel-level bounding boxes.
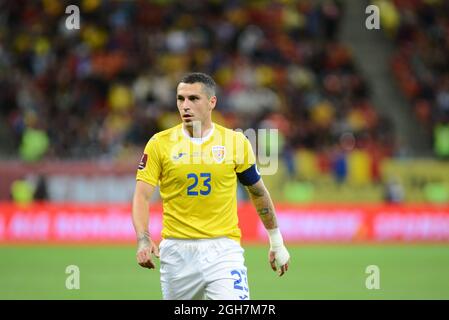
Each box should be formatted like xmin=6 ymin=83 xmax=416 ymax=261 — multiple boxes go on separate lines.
xmin=209 ymin=96 xmax=217 ymax=110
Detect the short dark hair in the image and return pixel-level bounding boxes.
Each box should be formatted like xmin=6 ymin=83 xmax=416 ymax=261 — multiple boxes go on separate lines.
xmin=179 ymin=72 xmax=216 ymax=98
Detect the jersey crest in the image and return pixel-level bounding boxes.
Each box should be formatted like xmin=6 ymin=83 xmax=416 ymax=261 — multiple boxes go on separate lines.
xmin=212 ymin=145 xmax=226 ymax=163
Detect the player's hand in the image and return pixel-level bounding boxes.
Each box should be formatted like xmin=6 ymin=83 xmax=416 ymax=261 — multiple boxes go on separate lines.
xmin=269 ymin=246 xmax=290 ymax=277
xmin=136 ymin=238 xmax=160 ymax=269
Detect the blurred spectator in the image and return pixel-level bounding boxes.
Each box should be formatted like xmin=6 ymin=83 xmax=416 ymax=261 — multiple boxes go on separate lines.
xmin=34 ymin=175 xmax=49 ymax=201
xmin=383 ymin=177 xmax=405 ymax=204
xmin=434 ymin=122 xmax=449 ymax=159
xmin=19 ymin=125 xmax=49 ymax=162
xmin=331 ymin=145 xmax=347 ymax=185
xmin=10 ymin=178 xmax=34 ymax=204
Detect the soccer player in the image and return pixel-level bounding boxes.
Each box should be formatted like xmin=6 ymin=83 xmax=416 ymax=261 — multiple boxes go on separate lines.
xmin=132 ymin=72 xmax=290 ymax=300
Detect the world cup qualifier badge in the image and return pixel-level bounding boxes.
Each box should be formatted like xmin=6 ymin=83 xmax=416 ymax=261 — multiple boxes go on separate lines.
xmin=212 ymin=145 xmax=226 ymax=163
xmin=138 ymin=154 xmax=148 ymax=170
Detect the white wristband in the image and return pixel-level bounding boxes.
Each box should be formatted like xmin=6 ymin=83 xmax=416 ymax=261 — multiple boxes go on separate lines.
xmin=267 ymin=228 xmax=284 ymax=250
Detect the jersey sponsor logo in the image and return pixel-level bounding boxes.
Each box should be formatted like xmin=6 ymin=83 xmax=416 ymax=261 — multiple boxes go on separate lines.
xmin=138 ymin=154 xmax=148 ymax=170
xmin=212 ymin=145 xmax=226 ymax=163
xmin=172 ymin=152 xmax=187 ymax=160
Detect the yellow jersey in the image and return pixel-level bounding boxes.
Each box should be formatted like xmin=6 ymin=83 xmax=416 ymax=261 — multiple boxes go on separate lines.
xmin=136 ymin=123 xmax=257 ymax=242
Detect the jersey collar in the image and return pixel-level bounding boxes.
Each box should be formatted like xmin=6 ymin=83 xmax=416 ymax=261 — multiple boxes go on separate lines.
xmin=181 ymin=123 xmax=215 ymax=145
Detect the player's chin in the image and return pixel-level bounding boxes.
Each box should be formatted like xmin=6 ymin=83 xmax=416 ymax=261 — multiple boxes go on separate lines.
xmin=183 ymin=119 xmax=194 ymax=126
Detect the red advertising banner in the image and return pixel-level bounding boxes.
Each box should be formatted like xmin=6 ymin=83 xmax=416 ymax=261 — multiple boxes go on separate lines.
xmin=1 ymin=203 xmax=449 ymax=244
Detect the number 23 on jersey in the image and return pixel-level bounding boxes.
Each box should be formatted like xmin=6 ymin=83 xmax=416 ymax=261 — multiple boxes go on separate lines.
xmin=186 ymin=173 xmax=211 ymax=196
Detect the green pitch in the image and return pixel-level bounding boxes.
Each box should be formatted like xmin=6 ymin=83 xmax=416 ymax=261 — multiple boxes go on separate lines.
xmin=1 ymin=244 xmax=448 ymax=299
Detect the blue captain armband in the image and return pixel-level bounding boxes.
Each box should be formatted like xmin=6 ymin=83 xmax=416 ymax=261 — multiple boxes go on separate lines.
xmin=237 ymin=164 xmax=261 ymax=186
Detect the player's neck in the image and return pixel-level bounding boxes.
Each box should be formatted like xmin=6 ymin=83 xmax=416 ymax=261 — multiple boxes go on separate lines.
xmin=183 ymin=121 xmax=214 ymax=138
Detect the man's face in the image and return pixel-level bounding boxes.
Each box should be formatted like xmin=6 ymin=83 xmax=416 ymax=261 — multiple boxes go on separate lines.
xmin=177 ymin=82 xmax=216 ymax=127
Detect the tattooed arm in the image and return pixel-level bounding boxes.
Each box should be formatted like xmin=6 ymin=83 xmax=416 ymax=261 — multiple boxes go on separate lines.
xmin=132 ymin=180 xmax=160 ymax=269
xmin=246 ymin=179 xmax=290 ymax=276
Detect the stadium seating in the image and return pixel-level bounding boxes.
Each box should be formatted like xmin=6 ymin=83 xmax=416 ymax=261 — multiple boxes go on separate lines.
xmin=388 ymin=0 xmax=449 ymax=157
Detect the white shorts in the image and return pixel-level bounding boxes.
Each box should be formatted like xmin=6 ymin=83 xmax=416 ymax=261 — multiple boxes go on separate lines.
xmin=159 ymin=237 xmax=250 ymax=300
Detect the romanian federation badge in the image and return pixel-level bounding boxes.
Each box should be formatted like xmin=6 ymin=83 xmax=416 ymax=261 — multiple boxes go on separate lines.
xmin=211 ymin=145 xmax=226 ymax=163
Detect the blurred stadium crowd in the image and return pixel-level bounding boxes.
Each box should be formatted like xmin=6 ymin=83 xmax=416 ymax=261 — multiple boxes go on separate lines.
xmin=0 ymin=0 xmax=398 ymax=163
xmin=1 ymin=0 xmax=449 ymax=204
xmin=387 ymin=0 xmax=449 ymax=158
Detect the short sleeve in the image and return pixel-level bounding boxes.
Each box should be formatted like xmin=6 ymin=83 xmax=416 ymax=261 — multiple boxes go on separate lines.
xmin=235 ymin=132 xmax=256 ymax=173
xmin=136 ymin=136 xmax=162 ymax=186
